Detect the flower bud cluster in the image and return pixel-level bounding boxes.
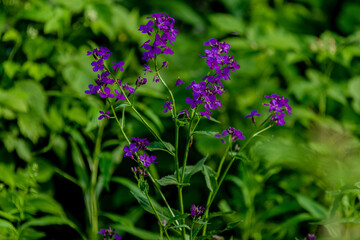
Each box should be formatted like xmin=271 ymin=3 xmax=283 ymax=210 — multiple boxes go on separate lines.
xmin=190 ymin=204 xmax=205 ymax=218
xmin=123 ymin=137 xmax=157 ymax=168
xmin=215 ymin=126 xmax=245 ymax=143
xmin=98 ymin=227 xmax=122 ymax=240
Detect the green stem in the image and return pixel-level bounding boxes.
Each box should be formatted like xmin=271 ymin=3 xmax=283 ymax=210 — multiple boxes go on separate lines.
xmin=202 ymin=142 xmax=231 ymax=235
xmin=178 ymin=110 xmax=200 ymax=239
xmin=154 ymin=57 xmax=177 ymax=116
xmin=145 ymin=187 xmax=171 ymax=240
xmin=202 ymin=123 xmax=273 ymax=236
xmin=89 ymin=122 xmax=104 ymax=240
xmin=103 ymin=64 xmax=174 ymax=155
xmin=108 ymin=103 xmax=177 ymax=222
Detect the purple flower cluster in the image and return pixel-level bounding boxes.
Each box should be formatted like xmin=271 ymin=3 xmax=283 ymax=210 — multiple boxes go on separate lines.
xmin=98 ymin=227 xmax=121 ymax=240
xmin=139 ymin=154 xmax=157 ymax=167
xmin=263 ymin=94 xmax=292 ymax=126
xmin=184 ymin=39 xmax=240 ymax=119
xmin=306 ymin=234 xmax=316 ymax=240
xmin=86 ymin=47 xmax=139 ymax=120
xmin=138 ymin=13 xmax=178 ymax=61
xmin=215 ymin=126 xmax=245 ymax=143
xmin=201 ymin=38 xmax=240 ymax=84
xmin=190 ymin=204 xmax=205 ymax=218
xmin=123 ymin=137 xmax=156 ymax=168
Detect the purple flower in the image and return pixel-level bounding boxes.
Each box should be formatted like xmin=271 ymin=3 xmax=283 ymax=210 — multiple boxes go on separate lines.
xmin=87 ymin=47 xmax=111 ymax=60
xmin=306 ymin=234 xmax=316 ymax=240
xmin=122 ymin=83 xmax=136 ymax=95
xmin=200 ymin=110 xmax=212 ymax=119
xmin=153 ymin=75 xmax=160 ymax=83
xmin=176 ymin=78 xmax=184 ymax=86
xmin=271 ymin=111 xmax=286 ymax=126
xmin=98 ymin=111 xmax=110 ymax=120
xmin=91 ymin=59 xmax=104 ymax=72
xmin=99 ymin=86 xmax=114 ymax=99
xmin=179 ymin=110 xmax=189 ymax=118
xmin=85 ymin=84 xmax=101 ymax=94
xmin=190 ymin=205 xmax=205 ymax=217
xmin=139 ymin=154 xmax=157 ymax=167
xmin=263 ymin=94 xmax=292 ymax=115
xmin=123 ymin=143 xmax=138 ymax=158
xmin=245 ymin=110 xmax=261 ymax=123
xmin=114 ymin=89 xmax=126 ymax=101
xmin=97 ymin=47 xmax=112 ymax=60
xmin=132 ymin=166 xmax=148 ymax=176
xmin=201 ymin=38 xmax=240 ymax=81
xmin=143 ymin=64 xmax=152 ymax=74
xmin=163 ymin=100 xmax=173 ymax=113
xmin=132 ymin=137 xmax=149 ymax=150
xmin=139 ymin=20 xmax=154 ymax=35
xmin=214 ymin=130 xmax=228 ymax=144
xmin=226 ymin=126 xmax=245 ymax=142
xmin=115 ymin=233 xmax=122 ymax=240
xmin=185 ymin=97 xmax=202 ymax=109
xmin=136 ymin=77 xmax=147 ymax=87
xmin=112 ymin=61 xmax=124 ymax=72
xmin=263 ymin=94 xmax=292 ymax=126
xmin=98 ymin=227 xmax=119 ymax=240
xmin=162 ymin=61 xmax=168 ymax=69
xmin=139 ymin=13 xmax=178 ymax=61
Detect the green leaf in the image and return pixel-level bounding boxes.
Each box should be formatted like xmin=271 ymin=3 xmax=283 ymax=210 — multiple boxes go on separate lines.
xmin=294 ymin=194 xmax=328 ymax=219
xmin=15 ymin=138 xmax=32 ymax=162
xmin=70 ymin=139 xmax=89 ymax=189
xmin=147 ymin=141 xmax=175 ymax=154
xmin=137 ymin=102 xmax=164 ymax=133
xmin=208 ymin=211 xmax=236 ymax=220
xmin=192 ymin=131 xmax=218 ymax=137
xmin=19 ymin=227 xmax=46 ymax=240
xmin=257 ymin=201 xmax=300 ymax=222
xmin=0 ymin=210 xmax=19 ymax=222
xmin=22 ymin=61 xmax=55 ymax=81
xmin=102 ymin=212 xmax=134 ymax=228
xmin=181 ymin=155 xmax=208 ymax=183
xmin=112 ymin=224 xmax=160 ymax=240
xmin=130 ymin=190 xmax=173 ymax=221
xmin=169 ymin=224 xmax=191 ymax=230
xmin=316 ymin=217 xmax=360 ymax=225
xmin=0 ymin=219 xmax=16 ymax=232
xmin=208 ymin=13 xmax=245 ymax=34
xmin=18 ymin=216 xmax=85 ymax=240
xmin=98 ymin=152 xmax=113 ymax=191
xmin=3 ymin=61 xmax=21 ymax=79
xmin=157 ymin=175 xmax=180 ymax=186
xmin=202 ymin=165 xmax=217 ymax=192
xmin=196 ymin=221 xmax=241 ymax=240
xmin=270 ymin=213 xmax=313 ymax=234
xmin=166 ymin=213 xmax=190 ymax=226
xmin=22 ymin=36 xmax=54 ymax=61
xmin=25 ymin=194 xmax=65 ymax=217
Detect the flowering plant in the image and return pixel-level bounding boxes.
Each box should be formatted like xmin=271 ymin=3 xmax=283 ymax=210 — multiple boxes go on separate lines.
xmin=86 ymin=13 xmax=291 ymax=239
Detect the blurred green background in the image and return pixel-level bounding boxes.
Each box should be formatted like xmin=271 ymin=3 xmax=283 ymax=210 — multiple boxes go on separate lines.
xmin=1 ymin=0 xmax=360 ymax=239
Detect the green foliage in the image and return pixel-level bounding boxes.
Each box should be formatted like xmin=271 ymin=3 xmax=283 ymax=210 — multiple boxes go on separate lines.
xmin=2 ymin=0 xmax=360 ymax=239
